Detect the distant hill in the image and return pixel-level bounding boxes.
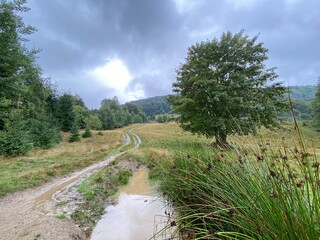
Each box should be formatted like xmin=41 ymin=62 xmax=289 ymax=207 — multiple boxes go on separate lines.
xmin=132 ymin=85 xmax=317 ymax=119
xmin=285 ymin=85 xmax=316 ymax=120
xmin=130 ymin=96 xmax=172 ymax=116
xmin=289 ymin=85 xmax=316 ymax=102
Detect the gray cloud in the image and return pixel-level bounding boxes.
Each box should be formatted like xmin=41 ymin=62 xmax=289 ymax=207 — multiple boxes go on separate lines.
xmin=22 ymin=0 xmax=320 ymax=108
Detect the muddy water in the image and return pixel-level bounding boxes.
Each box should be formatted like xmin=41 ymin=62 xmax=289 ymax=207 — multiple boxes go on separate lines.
xmin=91 ymin=168 xmax=172 ymax=240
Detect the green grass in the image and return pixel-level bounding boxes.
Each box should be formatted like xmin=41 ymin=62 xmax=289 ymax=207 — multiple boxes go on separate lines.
xmin=131 ymin=122 xmax=320 ymax=239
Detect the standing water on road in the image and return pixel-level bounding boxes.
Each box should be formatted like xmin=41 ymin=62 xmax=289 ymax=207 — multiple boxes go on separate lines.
xmin=91 ymin=168 xmax=173 ymax=240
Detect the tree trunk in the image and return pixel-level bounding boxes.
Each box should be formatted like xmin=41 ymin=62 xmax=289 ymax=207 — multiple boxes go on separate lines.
xmin=215 ymin=132 xmax=228 ymax=148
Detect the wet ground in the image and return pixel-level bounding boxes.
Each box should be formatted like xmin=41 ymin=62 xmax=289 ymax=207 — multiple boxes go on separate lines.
xmin=91 ymin=168 xmax=173 ymax=240
xmin=0 ymin=132 xmax=139 ymax=240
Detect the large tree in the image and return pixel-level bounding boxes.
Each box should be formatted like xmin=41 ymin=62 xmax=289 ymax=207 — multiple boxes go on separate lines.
xmin=170 ymin=31 xmax=287 ymax=146
xmin=0 ymin=0 xmax=61 ymax=154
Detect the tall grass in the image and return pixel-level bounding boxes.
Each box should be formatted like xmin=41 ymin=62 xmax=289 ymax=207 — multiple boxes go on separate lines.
xmin=142 ymin=123 xmax=320 ymax=239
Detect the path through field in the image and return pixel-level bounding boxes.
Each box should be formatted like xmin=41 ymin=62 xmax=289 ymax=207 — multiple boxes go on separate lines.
xmin=0 ymin=131 xmax=141 ymax=240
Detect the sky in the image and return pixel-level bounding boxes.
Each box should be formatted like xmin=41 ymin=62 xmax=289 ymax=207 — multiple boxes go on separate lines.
xmin=22 ymin=0 xmax=320 ymax=108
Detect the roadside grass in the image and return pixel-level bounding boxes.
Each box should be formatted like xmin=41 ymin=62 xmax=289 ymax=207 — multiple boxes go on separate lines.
xmin=132 ymin=122 xmax=320 ymax=239
xmin=0 ymin=130 xmax=125 ymax=196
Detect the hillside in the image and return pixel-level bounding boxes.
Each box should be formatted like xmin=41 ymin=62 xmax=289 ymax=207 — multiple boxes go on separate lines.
xmin=130 ymin=96 xmax=172 ymax=116
xmin=131 ymin=85 xmax=317 ymax=119
xmin=289 ymin=85 xmax=317 ymax=102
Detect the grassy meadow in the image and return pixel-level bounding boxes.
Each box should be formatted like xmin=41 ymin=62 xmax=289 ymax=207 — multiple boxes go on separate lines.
xmin=131 ymin=122 xmax=320 ymax=239
xmin=0 ymin=129 xmax=124 ymax=196
xmin=0 ymin=120 xmax=319 ymax=238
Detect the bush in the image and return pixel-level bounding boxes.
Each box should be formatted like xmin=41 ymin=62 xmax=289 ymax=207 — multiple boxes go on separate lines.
xmin=82 ymin=127 xmax=92 ymax=138
xmin=0 ymin=124 xmax=33 ymax=156
xmin=117 ymin=170 xmax=132 ymax=185
xmin=27 ymin=119 xmax=61 ymax=148
xmin=68 ymin=122 xmax=81 ymax=142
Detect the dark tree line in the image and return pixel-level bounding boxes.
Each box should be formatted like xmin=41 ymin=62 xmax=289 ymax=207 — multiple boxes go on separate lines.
xmin=131 ymin=95 xmax=172 ymax=117
xmin=0 ymin=0 xmax=61 ymax=155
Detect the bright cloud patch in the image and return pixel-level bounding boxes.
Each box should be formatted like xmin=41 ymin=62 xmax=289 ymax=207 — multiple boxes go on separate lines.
xmin=90 ymin=58 xmax=145 ymax=102
xmin=91 ymin=58 xmax=132 ymax=91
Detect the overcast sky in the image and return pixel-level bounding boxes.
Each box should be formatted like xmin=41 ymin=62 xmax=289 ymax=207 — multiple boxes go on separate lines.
xmin=22 ymin=0 xmax=320 ymax=108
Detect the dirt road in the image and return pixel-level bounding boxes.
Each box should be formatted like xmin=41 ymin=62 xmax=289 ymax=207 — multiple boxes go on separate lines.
xmin=0 ymin=132 xmax=141 ymax=240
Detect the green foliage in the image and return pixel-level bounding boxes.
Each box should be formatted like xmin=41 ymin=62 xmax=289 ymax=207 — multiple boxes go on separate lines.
xmin=170 ymin=30 xmax=287 ymax=145
xmin=68 ymin=122 xmax=80 ymax=142
xmin=98 ymin=97 xmax=147 ymax=130
xmin=0 ymin=121 xmax=33 ymax=156
xmin=290 ymin=85 xmax=317 ymax=102
xmin=156 ymin=114 xmax=168 ymax=123
xmin=55 ymin=94 xmax=76 ymax=131
xmin=82 ymin=127 xmax=92 ymax=138
xmin=131 ymin=96 xmax=172 ymax=116
xmin=0 ymin=0 xmax=62 ymax=155
xmin=27 ymin=118 xmax=61 ymax=148
xmin=73 ymin=105 xmax=89 ymax=129
xmin=84 ymin=114 xmax=102 ymax=130
xmin=278 ymin=86 xmax=316 ymax=121
xmin=117 ymin=169 xmax=132 ymax=185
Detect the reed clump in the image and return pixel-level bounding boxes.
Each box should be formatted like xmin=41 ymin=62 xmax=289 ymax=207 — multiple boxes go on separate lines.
xmin=153 ymin=123 xmax=320 ymax=239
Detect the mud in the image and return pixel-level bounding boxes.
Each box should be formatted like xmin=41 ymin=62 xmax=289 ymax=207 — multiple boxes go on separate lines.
xmin=91 ymin=168 xmax=174 ymax=240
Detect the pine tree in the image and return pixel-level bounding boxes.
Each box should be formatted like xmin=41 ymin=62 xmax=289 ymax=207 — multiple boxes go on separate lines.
xmin=68 ymin=122 xmax=80 ymax=142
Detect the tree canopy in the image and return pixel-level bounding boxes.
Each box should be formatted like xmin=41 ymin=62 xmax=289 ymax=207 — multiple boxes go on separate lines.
xmin=0 ymin=0 xmax=61 ymax=155
xmin=170 ymin=30 xmax=287 ymax=146
xmin=131 ymin=96 xmax=172 ymax=117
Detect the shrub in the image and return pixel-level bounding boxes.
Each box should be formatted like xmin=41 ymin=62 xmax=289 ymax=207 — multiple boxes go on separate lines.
xmin=117 ymin=170 xmax=132 ymax=185
xmin=82 ymin=127 xmax=92 ymax=138
xmin=68 ymin=122 xmax=81 ymax=142
xmin=0 ymin=123 xmax=33 ymax=156
xmin=27 ymin=119 xmax=61 ymax=148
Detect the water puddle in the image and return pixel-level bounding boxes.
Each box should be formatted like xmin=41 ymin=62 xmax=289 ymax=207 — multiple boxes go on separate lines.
xmin=35 ymin=177 xmax=78 ymax=205
xmin=91 ymin=168 xmax=173 ymax=240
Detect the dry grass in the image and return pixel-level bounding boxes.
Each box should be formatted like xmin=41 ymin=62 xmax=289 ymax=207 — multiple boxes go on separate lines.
xmin=133 ymin=122 xmax=320 ymax=164
xmin=0 ymin=129 xmax=124 ymax=196
xmin=148 ymin=148 xmax=173 ymax=164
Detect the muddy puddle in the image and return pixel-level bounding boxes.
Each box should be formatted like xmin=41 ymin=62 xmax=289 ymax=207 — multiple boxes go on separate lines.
xmin=91 ymin=168 xmax=173 ymax=240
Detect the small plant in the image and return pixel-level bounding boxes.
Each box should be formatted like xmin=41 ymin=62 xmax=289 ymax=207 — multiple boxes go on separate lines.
xmin=97 ymin=131 xmax=104 ymax=136
xmin=117 ymin=170 xmax=132 ymax=185
xmin=34 ymin=233 xmax=41 ymax=240
xmin=68 ymin=122 xmax=81 ymax=142
xmin=57 ymin=212 xmax=66 ymax=219
xmin=82 ymin=126 xmax=92 ymax=138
